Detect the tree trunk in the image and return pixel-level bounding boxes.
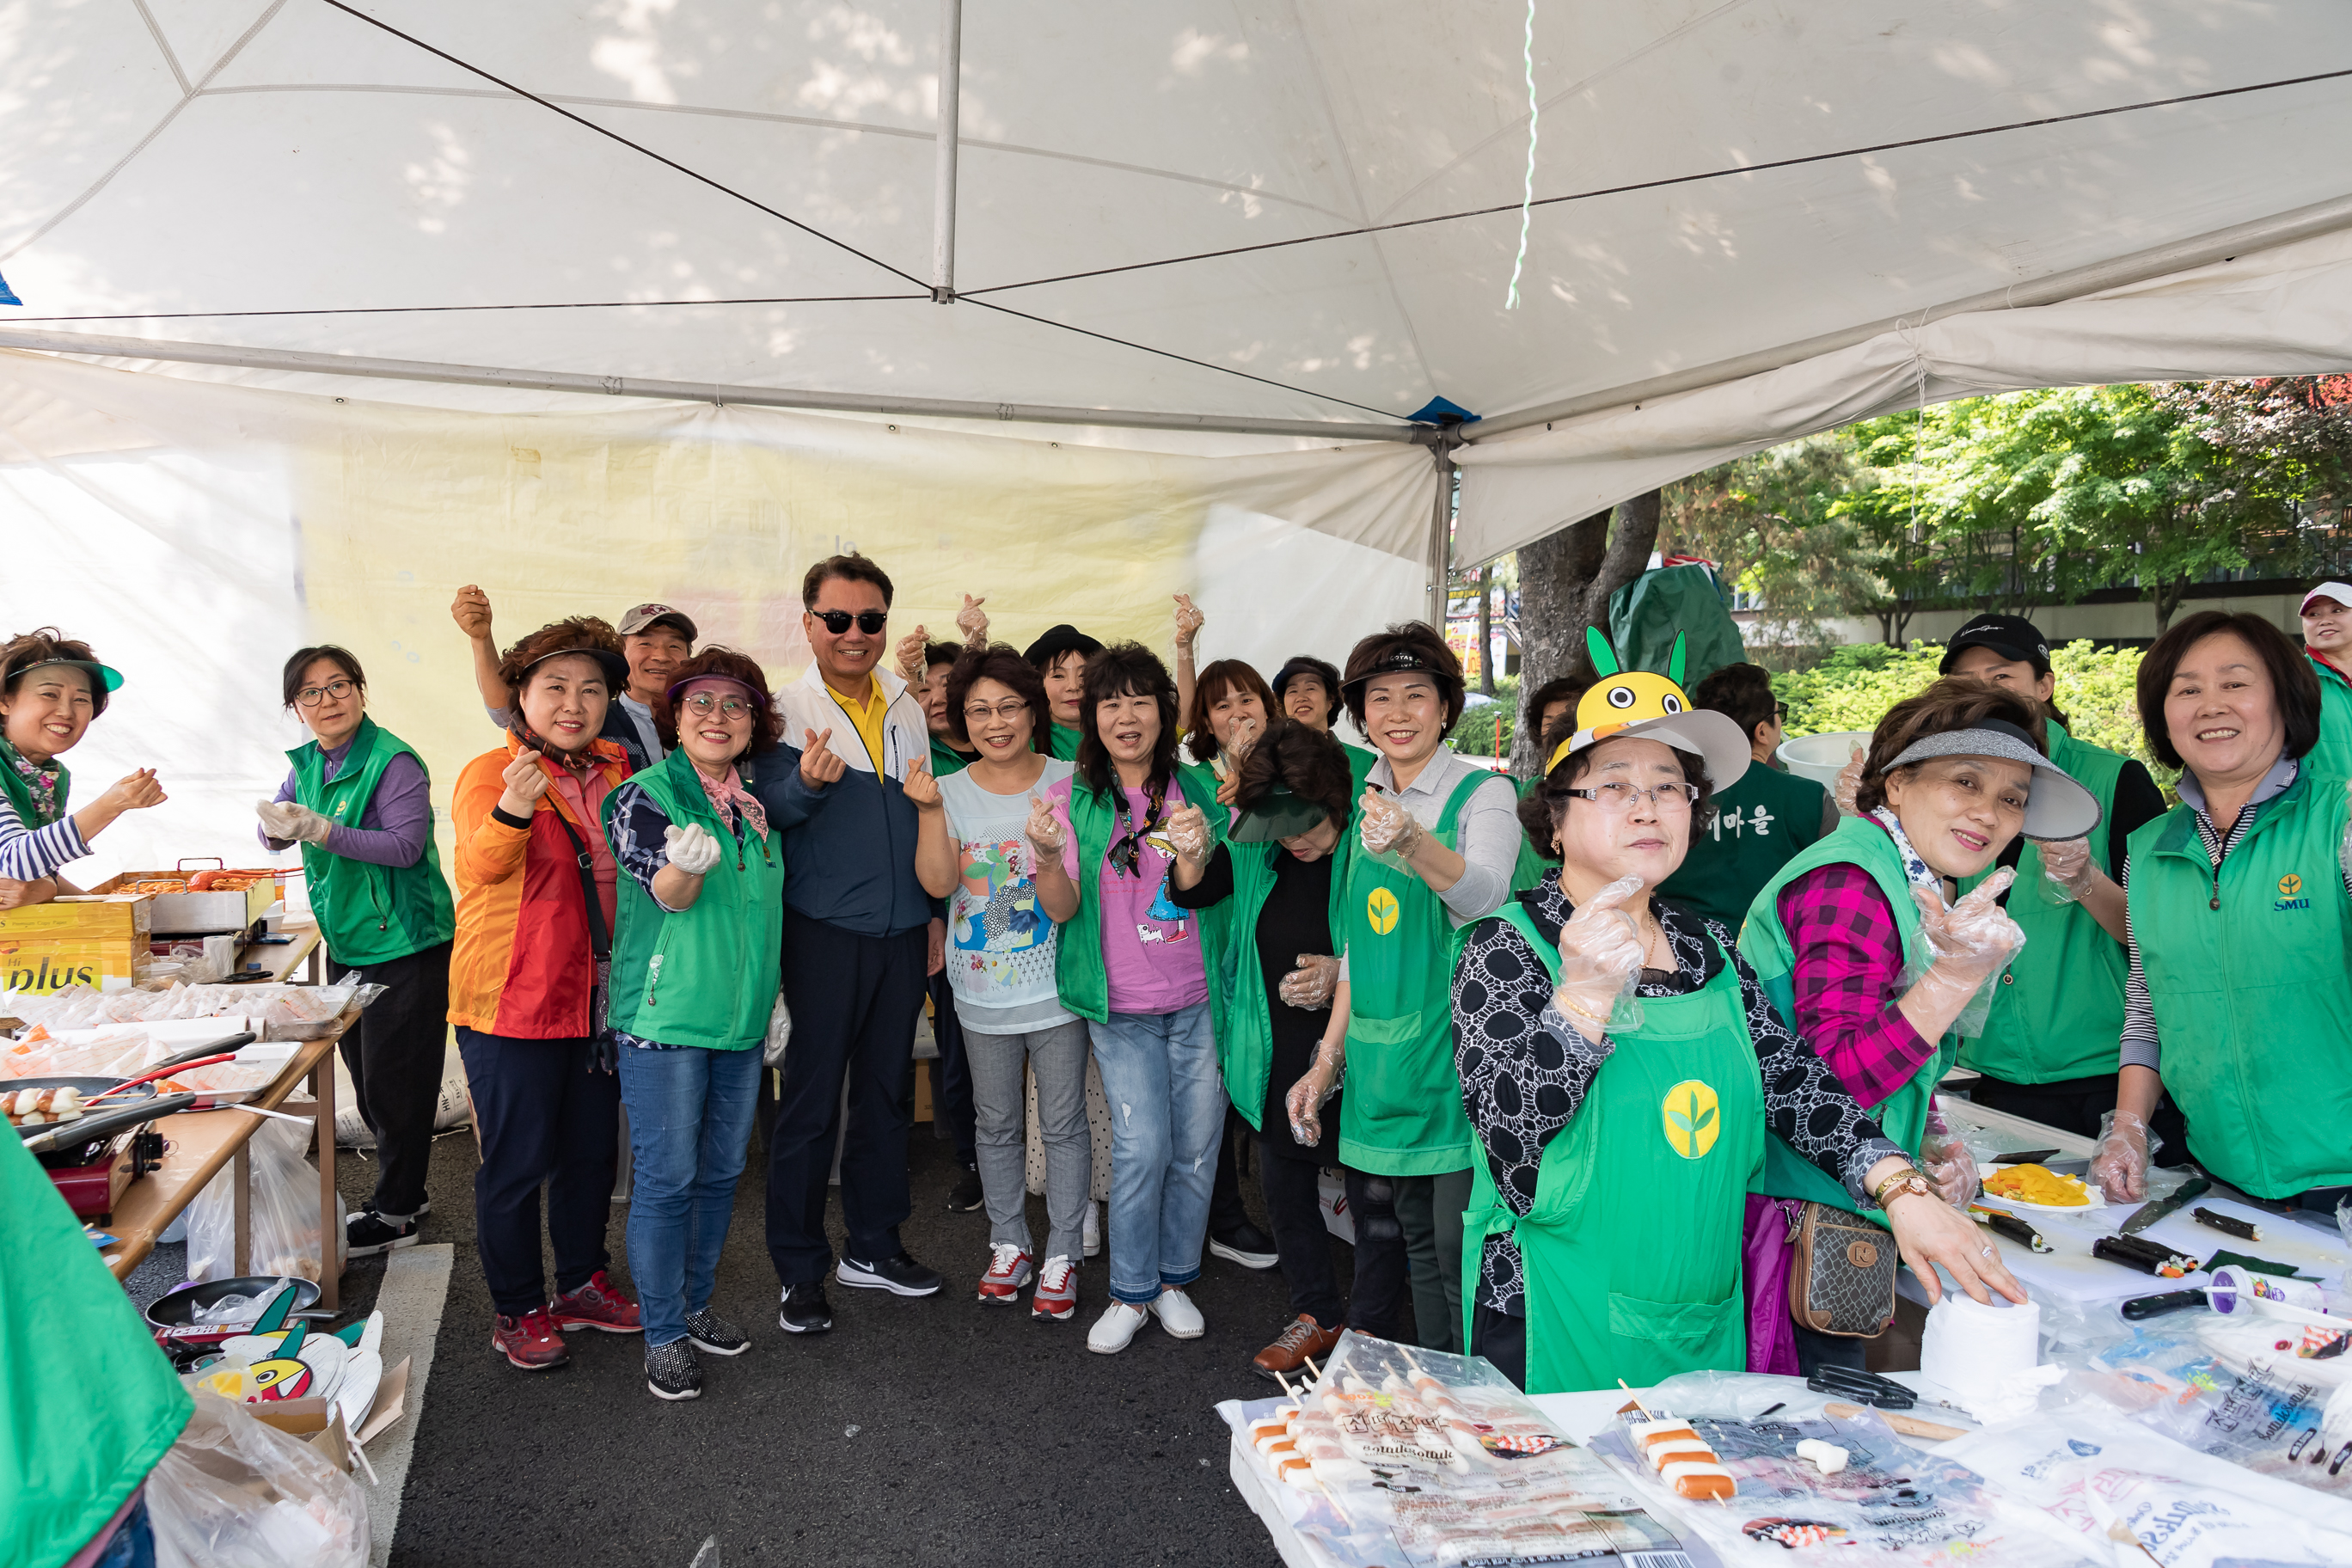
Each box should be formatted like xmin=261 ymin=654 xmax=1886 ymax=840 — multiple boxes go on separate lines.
xmin=1476 ymin=568 xmax=1495 ymax=695
xmin=1507 ymin=490 xmax=1662 ymax=775
xmin=2153 ymin=576 xmax=2187 ymax=634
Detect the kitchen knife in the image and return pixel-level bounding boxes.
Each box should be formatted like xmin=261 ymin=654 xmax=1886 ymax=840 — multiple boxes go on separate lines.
xmin=2119 ymin=1177 xmax=2210 ymax=1235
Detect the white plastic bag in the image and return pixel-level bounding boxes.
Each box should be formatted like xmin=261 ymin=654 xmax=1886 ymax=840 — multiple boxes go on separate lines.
xmin=186 ymin=1112 xmax=346 ymax=1283
xmin=332 ymin=1043 xmax=470 ymax=1148
xmin=148 ymin=1391 xmax=369 ymax=1568
xmin=763 ymin=989 xmax=792 ymax=1067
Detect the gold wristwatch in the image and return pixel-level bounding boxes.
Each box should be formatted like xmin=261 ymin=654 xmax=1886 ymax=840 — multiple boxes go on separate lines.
xmin=1872 ymin=1166 xmax=1934 ymax=1208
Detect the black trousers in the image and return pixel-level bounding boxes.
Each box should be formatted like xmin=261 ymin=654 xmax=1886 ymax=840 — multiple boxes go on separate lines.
xmin=1792 ymin=1321 xmax=1871 ymax=1376
xmin=1257 ymin=1145 xmax=1344 ymax=1326
xmin=334 ymin=940 xmax=451 ymax=1220
xmin=455 ymin=1027 xmax=619 ymax=1315
xmin=1965 ymin=1074 xmax=2192 ymax=1165
xmin=1344 ymin=1171 xmax=1414 ymax=1343
xmin=1210 ymin=1107 xmax=1253 ymax=1237
xmin=1470 ymin=1304 xmax=1527 ymax=1389
xmin=926 ymin=970 xmax=976 ymax=1167
xmin=766 ymin=910 xmax=929 ymax=1285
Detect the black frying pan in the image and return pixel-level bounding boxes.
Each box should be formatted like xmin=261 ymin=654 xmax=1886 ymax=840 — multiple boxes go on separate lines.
xmin=21 ymin=1091 xmax=199 ymax=1154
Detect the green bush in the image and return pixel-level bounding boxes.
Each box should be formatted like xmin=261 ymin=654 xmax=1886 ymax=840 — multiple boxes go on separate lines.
xmin=1448 ymin=674 xmax=1519 ymax=763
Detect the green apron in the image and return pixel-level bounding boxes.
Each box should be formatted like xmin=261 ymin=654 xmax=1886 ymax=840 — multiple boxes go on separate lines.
xmin=928 ymin=738 xmax=974 ymax=776
xmin=1215 ymin=830 xmax=1353 ymax=1130
xmin=289 ymin=717 xmax=457 ymax=968
xmin=1459 ymin=903 xmax=1764 ymax=1393
xmin=1047 ymin=722 xmax=1084 ymax=763
xmin=1338 ymin=770 xmax=1491 ymax=1176
xmin=1655 ymin=763 xmax=1832 ymax=930
xmin=1508 ymin=775 xmax=1553 ymax=895
xmin=2126 ymin=769 xmax=2352 ymax=1197
xmin=2311 ymin=654 xmax=2352 ymax=782
xmin=1957 ymin=723 xmax=2128 ymax=1083
xmin=1741 ymin=816 xmax=1968 ymax=1223
xmin=0 ymin=739 xmax=67 ymax=829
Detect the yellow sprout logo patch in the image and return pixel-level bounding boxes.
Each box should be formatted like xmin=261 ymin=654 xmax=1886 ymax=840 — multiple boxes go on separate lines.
xmin=2280 ymin=873 xmax=2304 ymax=897
xmin=1365 ymin=886 xmax=1401 ymax=935
xmin=1662 ymin=1080 xmax=1720 ymax=1160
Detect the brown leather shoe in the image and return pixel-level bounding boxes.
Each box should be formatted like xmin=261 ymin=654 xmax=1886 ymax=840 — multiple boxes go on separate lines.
xmin=1253 ymin=1314 xmax=1344 ymax=1376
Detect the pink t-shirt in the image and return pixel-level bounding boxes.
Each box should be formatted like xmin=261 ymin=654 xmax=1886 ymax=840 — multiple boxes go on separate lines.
xmin=1049 ymin=775 xmax=1209 ymax=1016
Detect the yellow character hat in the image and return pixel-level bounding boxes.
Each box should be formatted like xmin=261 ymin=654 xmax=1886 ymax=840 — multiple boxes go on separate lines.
xmin=1542 ymin=628 xmax=1752 ymax=790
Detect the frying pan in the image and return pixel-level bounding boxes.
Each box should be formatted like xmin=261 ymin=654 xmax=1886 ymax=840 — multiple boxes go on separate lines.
xmin=7 ymin=1033 xmax=258 ymax=1142
xmin=21 ymin=1091 xmax=199 ymax=1154
xmin=145 ymin=1275 xmax=329 ymax=1357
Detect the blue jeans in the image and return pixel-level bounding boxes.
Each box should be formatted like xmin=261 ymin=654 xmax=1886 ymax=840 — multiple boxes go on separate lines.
xmin=1089 ymin=1003 xmax=1224 ymax=1305
xmin=616 ymin=1044 xmax=763 ymax=1347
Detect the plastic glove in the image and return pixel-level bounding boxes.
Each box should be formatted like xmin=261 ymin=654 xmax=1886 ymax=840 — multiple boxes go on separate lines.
xmin=1358 ymin=787 xmax=1424 ymax=860
xmin=1905 ymin=867 xmax=2025 ymax=1014
xmin=1277 ymin=953 xmax=1340 ymax=1010
xmin=1167 ymin=802 xmax=1212 ymax=864
xmin=2039 ymin=837 xmax=2095 ymax=904
xmin=1834 ymin=744 xmax=1865 ymax=816
xmin=2092 ymin=1107 xmax=2157 ymax=1203
xmin=1919 ymin=1131 xmax=1981 ymax=1208
xmin=1550 ymin=874 xmax=1648 ymax=1038
xmin=2340 ymin=780 xmax=2352 ymax=885
xmin=664 ymin=823 xmax=724 ymax=875
xmin=955 ymin=593 xmax=989 ymax=646
xmin=893 ymin=625 xmax=930 ymax=682
xmin=1223 ymin=713 xmax=1261 ymax=770
xmin=1023 ymin=793 xmax=1067 ymax=858
xmin=255 ymin=799 xmax=332 ymax=845
xmin=1172 ymin=592 xmax=1204 ymax=650
xmin=1284 ymin=1042 xmax=1343 ymax=1146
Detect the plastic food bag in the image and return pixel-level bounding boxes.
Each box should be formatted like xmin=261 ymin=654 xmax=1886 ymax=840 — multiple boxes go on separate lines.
xmin=147 ymin=1391 xmax=368 ymax=1568
xmin=763 ymin=989 xmax=791 ymax=1068
xmin=186 ymin=1113 xmax=345 ymax=1283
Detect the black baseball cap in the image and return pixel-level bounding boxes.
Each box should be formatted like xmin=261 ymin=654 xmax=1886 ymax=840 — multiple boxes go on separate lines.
xmin=1023 ymin=625 xmax=1102 ymax=669
xmin=1940 ymin=614 xmax=2050 ymax=677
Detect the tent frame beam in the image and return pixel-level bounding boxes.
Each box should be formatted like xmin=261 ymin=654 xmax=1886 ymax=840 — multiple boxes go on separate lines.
xmin=1465 ymin=189 xmax=2352 ymax=440
xmin=0 ymin=328 xmax=1430 ymax=444
xmin=931 ymin=0 xmax=962 ymax=303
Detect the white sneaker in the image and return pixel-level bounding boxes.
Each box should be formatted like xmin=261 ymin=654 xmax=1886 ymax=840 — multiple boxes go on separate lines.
xmin=1087 ymin=1300 xmax=1149 ymax=1354
xmin=1151 ymin=1287 xmax=1204 ymax=1339
xmin=1082 ymin=1200 xmax=1101 ymax=1259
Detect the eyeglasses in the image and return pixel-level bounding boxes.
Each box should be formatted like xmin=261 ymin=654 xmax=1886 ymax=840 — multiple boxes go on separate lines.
xmin=812 ymin=609 xmax=888 ymax=635
xmin=295 ymin=677 xmax=357 ymax=707
xmin=1564 ymin=781 xmax=1700 ymax=812
xmin=680 ymin=693 xmax=754 ymax=720
xmin=963 ymin=699 xmax=1030 ymax=722
xmin=1774 ymin=702 xmax=1790 ymax=720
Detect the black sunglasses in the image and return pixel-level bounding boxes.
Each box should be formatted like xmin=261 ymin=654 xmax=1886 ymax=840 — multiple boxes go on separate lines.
xmin=813 ymin=609 xmax=887 ymax=635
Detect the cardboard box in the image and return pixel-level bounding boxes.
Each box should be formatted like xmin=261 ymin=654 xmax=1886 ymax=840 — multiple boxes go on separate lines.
xmin=242 ymin=1356 xmax=411 ymax=1474
xmin=0 ymin=894 xmax=150 ymax=994
xmin=100 ymin=868 xmax=277 ymax=935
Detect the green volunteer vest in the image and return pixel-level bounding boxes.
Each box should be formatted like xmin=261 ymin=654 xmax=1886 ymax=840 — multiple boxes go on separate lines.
xmin=1957 ymin=724 xmax=2129 ymax=1084
xmin=1213 ymin=827 xmax=1356 ymax=1130
xmin=1741 ymin=816 xmax=1967 ymax=1223
xmin=1458 ymin=903 xmax=1764 ymax=1393
xmin=1656 ymin=763 xmax=1831 ymax=930
xmin=1047 ymin=722 xmax=1084 ymax=763
xmin=0 ymin=738 xmax=67 ymax=829
xmin=2312 ymin=655 xmax=2352 ymax=782
xmin=290 ymin=718 xmax=456 ymax=968
xmin=1342 ymin=741 xmax=1380 ymax=793
xmin=1338 ymin=769 xmax=1491 ymax=1176
xmin=928 ymin=738 xmax=975 ymax=777
xmin=1509 ymin=775 xmax=1553 ymax=896
xmin=2125 ymin=769 xmax=2352 ymax=1198
xmin=1053 ymin=761 xmax=1229 ymax=1026
xmin=602 ymin=749 xmax=787 ymax=1050
xmin=1 ymin=1127 xmax=191 ymax=1568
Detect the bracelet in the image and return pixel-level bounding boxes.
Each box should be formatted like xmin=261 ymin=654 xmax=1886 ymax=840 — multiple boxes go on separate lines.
xmin=1871 ymin=1166 xmax=1932 ymax=1208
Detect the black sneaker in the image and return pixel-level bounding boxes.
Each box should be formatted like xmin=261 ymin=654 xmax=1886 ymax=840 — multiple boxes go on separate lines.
xmin=778 ymin=1282 xmax=833 ymax=1334
xmin=1209 ymin=1222 xmax=1279 ymax=1271
xmin=685 ymin=1308 xmax=750 ymax=1357
xmin=645 ymin=1339 xmax=701 ymax=1401
xmin=836 ymin=1251 xmax=944 ymax=1297
xmin=945 ymin=1167 xmax=984 ymax=1213
xmin=346 ymin=1209 xmax=420 ymax=1259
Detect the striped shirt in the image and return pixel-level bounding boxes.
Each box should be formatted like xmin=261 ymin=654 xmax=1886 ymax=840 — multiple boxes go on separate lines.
xmin=0 ymin=791 xmax=90 ymax=883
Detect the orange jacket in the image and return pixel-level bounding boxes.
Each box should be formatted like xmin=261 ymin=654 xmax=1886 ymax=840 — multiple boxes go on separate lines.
xmin=446 ymin=734 xmax=631 ymax=1039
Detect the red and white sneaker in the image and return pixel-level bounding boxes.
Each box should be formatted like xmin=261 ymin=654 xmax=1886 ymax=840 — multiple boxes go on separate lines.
xmin=492 ymin=1307 xmax=570 ymax=1370
xmin=977 ymin=1242 xmax=1033 ymax=1306
xmin=1031 ymin=1254 xmax=1077 ymax=1321
xmin=552 ymin=1270 xmax=642 ymax=1334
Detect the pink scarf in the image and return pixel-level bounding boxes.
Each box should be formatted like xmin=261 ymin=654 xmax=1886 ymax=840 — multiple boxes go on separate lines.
xmin=697 ymin=763 xmax=768 ymax=839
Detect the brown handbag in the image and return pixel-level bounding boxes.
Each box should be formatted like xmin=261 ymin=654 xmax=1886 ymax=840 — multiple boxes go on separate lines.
xmin=1785 ymin=1201 xmax=1898 ymax=1338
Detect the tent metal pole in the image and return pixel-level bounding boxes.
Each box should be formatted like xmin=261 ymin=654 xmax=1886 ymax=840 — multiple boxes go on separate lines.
xmin=1465 ymin=188 xmax=2352 ymax=440
xmin=931 ymin=0 xmax=962 ymax=303
xmin=1424 ymin=439 xmax=1457 ymax=628
xmin=0 ymin=328 xmax=1427 ymax=443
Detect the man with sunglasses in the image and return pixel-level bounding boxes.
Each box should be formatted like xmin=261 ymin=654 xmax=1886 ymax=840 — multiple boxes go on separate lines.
xmin=1655 ymin=662 xmax=1834 ymax=929
xmin=753 ymin=553 xmax=946 ymax=1334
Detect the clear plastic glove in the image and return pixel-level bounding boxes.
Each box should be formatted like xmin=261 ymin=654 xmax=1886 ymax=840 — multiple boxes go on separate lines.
xmin=955 ymin=593 xmax=989 ymax=646
xmin=1023 ymin=793 xmax=1067 ymax=858
xmin=1906 ymin=867 xmax=2026 ymax=1016
xmin=1919 ymin=1131 xmax=1981 ymax=1208
xmin=1223 ymin=713 xmax=1261 ymax=770
xmin=1834 ymin=744 xmax=1865 ymax=816
xmin=1358 ymin=787 xmax=1424 ymax=861
xmin=1172 ymin=592 xmax=1204 ymax=650
xmin=1550 ymin=874 xmax=1648 ymax=1038
xmin=893 ymin=625 xmax=930 ymax=682
xmin=1284 ymin=1044 xmax=1343 ymax=1146
xmin=2339 ymin=780 xmax=2352 ymax=885
xmin=1277 ymin=953 xmax=1339 ymax=1010
xmin=2092 ymin=1108 xmax=2157 ymax=1203
xmin=664 ymin=823 xmax=724 ymax=875
xmin=1167 ymin=802 xmax=1212 ymax=865
xmin=2038 ymin=837 xmax=2095 ymax=904
xmin=255 ymin=799 xmax=332 ymax=845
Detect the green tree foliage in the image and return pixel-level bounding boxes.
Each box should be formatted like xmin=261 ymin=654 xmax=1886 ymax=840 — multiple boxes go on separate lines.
xmin=1660 ymin=435 xmax=1877 ymax=667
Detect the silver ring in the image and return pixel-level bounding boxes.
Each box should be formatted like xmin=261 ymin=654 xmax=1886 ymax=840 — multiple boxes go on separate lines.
xmin=1979 ymin=1245 xmax=1996 ymax=1258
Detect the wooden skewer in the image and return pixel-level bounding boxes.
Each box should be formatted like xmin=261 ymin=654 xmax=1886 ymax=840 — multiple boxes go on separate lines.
xmin=1622 ymin=1380 xmax=1731 ymax=1507
xmin=1302 ymin=1356 xmax=1322 ymax=1384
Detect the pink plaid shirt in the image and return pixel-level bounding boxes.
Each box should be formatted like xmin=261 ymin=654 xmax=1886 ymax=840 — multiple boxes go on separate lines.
xmin=1775 ymin=857 xmax=1939 ymax=1110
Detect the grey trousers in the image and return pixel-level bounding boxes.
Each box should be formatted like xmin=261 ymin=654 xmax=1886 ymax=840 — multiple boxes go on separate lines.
xmin=1395 ymin=1167 xmax=1473 ymax=1354
xmin=965 ymin=1019 xmax=1093 ymax=1265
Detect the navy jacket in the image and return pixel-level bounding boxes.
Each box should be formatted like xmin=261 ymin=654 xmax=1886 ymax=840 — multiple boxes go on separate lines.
xmin=743 ymin=744 xmax=931 ymax=939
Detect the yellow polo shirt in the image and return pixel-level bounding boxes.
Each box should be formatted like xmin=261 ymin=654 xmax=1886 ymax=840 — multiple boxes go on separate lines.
xmin=826 ymin=677 xmax=891 ymax=774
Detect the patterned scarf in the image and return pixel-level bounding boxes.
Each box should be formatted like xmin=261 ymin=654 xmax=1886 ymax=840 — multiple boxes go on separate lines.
xmin=1869 ymin=805 xmax=1947 ymax=908
xmin=510 ymin=720 xmax=597 ymax=779
xmin=696 ymin=762 xmax=769 ymax=839
xmin=0 ymin=740 xmax=64 ymax=826
xmin=1106 ymin=772 xmax=1170 ymax=879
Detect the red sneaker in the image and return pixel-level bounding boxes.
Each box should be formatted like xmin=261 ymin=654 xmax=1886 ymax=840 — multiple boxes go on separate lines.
xmin=1031 ymin=1254 xmax=1077 ymax=1321
xmin=552 ymin=1270 xmax=642 ymax=1334
xmin=977 ymin=1242 xmax=1033 ymax=1306
xmin=493 ymin=1307 xmax=570 ymax=1370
